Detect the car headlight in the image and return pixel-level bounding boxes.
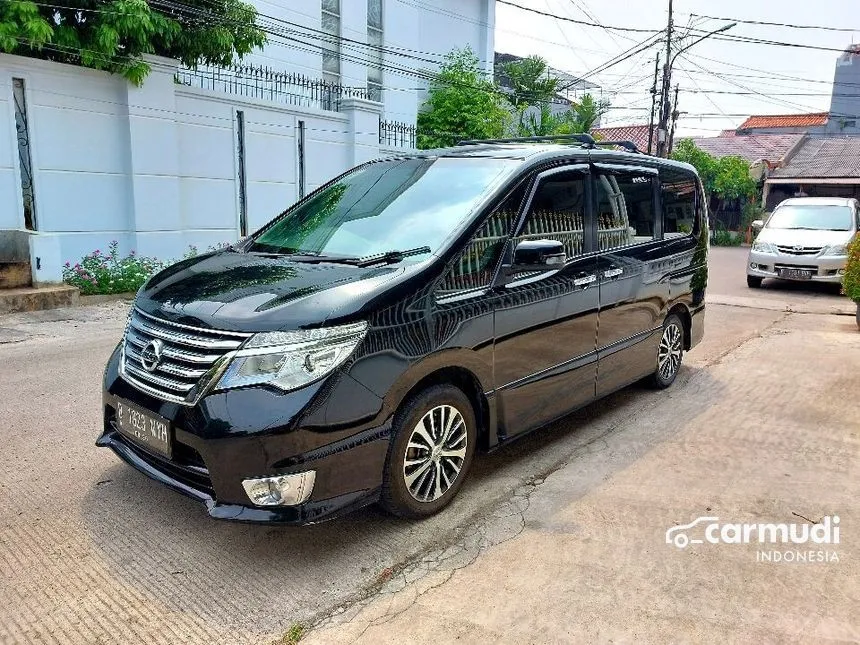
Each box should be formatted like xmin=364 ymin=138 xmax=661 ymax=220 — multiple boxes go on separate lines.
xmin=751 ymin=240 xmax=776 ymax=253
xmin=823 ymin=244 xmax=848 ymax=256
xmin=217 ymin=321 xmax=368 ymax=392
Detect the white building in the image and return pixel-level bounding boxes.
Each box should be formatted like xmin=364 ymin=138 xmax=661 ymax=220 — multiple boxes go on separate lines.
xmin=0 ymin=0 xmax=495 ymax=287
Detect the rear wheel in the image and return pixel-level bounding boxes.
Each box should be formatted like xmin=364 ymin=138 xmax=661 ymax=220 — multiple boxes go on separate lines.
xmin=380 ymin=385 xmax=477 ymax=519
xmin=650 ymin=314 xmax=684 ymax=389
xmin=747 ymin=275 xmax=763 ymax=288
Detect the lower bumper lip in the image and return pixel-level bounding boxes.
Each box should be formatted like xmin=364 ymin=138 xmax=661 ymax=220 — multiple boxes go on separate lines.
xmin=97 ymin=416 xmax=392 ymax=524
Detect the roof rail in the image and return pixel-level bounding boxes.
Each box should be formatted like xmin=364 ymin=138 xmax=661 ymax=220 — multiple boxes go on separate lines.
xmin=594 ymin=140 xmax=641 ymax=154
xmin=457 ymin=134 xmax=596 ymax=146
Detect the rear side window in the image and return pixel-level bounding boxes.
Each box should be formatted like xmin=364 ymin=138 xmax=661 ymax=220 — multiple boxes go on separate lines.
xmin=660 ymin=168 xmax=698 ymax=237
xmin=595 ymin=169 xmax=657 ymax=250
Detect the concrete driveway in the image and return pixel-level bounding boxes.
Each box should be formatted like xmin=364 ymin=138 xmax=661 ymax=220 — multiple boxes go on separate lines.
xmin=0 ymin=248 xmax=857 ymax=644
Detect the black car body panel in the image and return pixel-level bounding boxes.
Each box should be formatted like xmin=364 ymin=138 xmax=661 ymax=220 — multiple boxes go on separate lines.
xmin=99 ymin=143 xmax=707 ymax=523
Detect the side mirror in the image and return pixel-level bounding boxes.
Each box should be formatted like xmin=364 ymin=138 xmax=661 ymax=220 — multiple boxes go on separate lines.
xmin=751 ymin=219 xmax=765 ymax=230
xmin=512 ymin=239 xmax=566 ymax=268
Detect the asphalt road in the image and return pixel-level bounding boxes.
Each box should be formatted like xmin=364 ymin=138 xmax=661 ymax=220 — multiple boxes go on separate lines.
xmin=0 ymin=248 xmax=855 ymax=644
xmin=707 ymin=245 xmax=844 ymax=304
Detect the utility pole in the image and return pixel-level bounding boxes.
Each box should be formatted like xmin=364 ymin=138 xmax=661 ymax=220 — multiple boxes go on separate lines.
xmin=668 ymin=84 xmax=680 ymax=155
xmin=655 ymin=0 xmax=674 ymax=158
xmin=647 ymin=53 xmax=660 ymax=155
xmin=653 ymin=18 xmax=737 ymax=157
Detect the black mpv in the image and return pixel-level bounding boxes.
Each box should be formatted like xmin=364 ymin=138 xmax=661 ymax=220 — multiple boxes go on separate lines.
xmin=99 ymin=137 xmax=707 ymax=523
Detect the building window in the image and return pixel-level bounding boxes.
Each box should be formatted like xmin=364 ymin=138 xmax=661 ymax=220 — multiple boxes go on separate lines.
xmin=367 ymin=0 xmax=383 ymax=101
xmin=322 ymin=0 xmax=341 ymax=85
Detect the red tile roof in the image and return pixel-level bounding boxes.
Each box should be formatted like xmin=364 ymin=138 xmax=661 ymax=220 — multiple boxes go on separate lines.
xmin=689 ymin=133 xmax=804 ymax=163
xmin=590 ymin=124 xmax=653 ymax=152
xmin=738 ymin=113 xmax=828 ymax=130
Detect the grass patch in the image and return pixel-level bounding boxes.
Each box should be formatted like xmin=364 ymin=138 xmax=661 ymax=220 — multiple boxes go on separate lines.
xmin=278 ymin=623 xmax=305 ymax=645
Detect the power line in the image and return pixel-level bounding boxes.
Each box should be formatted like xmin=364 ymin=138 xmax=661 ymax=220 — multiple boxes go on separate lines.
xmin=687 ymin=12 xmax=860 ymax=33
xmin=685 ymin=52 xmax=860 ymax=90
xmin=684 ymin=26 xmax=854 ymax=54
xmin=391 ymin=0 xmax=624 ymax=57
xmin=679 ymin=54 xmax=826 ymax=114
xmin=496 ymin=0 xmax=663 ymax=33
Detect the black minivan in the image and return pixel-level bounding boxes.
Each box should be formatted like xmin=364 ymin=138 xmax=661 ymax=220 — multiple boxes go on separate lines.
xmin=98 ymin=136 xmax=707 ymax=523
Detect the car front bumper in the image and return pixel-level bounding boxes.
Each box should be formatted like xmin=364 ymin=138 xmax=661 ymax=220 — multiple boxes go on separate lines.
xmin=747 ymin=249 xmax=847 ymax=283
xmin=98 ymin=345 xmax=391 ymax=524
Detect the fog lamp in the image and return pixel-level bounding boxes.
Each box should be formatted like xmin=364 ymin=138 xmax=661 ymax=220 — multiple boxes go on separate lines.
xmin=242 ymin=471 xmax=316 ymax=506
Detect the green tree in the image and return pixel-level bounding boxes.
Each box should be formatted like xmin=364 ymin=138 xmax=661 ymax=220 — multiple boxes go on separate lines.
xmin=673 ymin=139 xmax=758 ymax=227
xmin=551 ymin=94 xmax=609 ymax=135
xmin=499 ymin=55 xmax=558 ymax=135
xmin=713 ymin=155 xmax=757 ymax=202
xmin=671 ymin=138 xmax=718 ymax=194
xmin=417 ymin=47 xmax=509 ymax=149
xmin=0 ymin=0 xmax=266 ymax=85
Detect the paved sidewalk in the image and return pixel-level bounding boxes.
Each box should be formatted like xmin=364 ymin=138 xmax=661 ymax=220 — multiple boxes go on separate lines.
xmin=303 ymin=312 xmax=860 ymax=644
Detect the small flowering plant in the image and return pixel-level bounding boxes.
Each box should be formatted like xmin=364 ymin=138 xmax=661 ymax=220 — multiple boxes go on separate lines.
xmin=63 ymin=241 xmax=232 ymax=295
xmin=62 ymin=241 xmax=165 ymax=295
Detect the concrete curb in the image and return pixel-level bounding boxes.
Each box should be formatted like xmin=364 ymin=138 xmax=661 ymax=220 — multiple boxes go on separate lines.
xmin=79 ymin=292 xmax=136 ymax=306
xmin=709 ymin=294 xmax=855 ymax=316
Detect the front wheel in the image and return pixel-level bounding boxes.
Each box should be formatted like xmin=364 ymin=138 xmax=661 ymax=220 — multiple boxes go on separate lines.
xmin=747 ymin=275 xmax=763 ymax=288
xmin=650 ymin=314 xmax=684 ymax=389
xmin=380 ymin=385 xmax=477 ymax=519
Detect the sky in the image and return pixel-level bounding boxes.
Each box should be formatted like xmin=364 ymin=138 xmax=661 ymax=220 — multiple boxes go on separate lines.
xmin=493 ymin=0 xmax=860 ymax=137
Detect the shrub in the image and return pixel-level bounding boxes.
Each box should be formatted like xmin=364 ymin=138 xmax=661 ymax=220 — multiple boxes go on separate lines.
xmin=63 ymin=241 xmax=232 ymax=295
xmin=843 ymin=232 xmax=860 ymax=302
xmin=63 ymin=241 xmax=164 ymax=295
xmin=711 ymin=228 xmax=742 ymax=247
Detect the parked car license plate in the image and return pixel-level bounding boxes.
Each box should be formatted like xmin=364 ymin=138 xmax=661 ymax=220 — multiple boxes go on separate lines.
xmin=778 ymin=268 xmax=813 ymax=280
xmin=115 ymin=400 xmax=172 ymax=458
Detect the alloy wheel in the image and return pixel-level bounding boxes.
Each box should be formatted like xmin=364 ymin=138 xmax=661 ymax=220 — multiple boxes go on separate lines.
xmin=658 ymin=322 xmax=683 ymax=381
xmin=403 ymin=404 xmax=468 ymax=503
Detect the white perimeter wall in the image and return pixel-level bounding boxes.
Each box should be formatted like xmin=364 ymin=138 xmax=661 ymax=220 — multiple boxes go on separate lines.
xmin=0 ymin=54 xmax=384 ymax=283
xmin=0 ymin=1 xmax=495 ymax=283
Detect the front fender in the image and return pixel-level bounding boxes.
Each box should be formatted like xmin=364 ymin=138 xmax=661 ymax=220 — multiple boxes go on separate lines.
xmin=345 ymin=346 xmax=494 ymax=425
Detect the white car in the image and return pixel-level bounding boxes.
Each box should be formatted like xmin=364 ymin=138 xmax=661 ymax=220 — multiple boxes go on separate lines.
xmin=747 ymin=197 xmax=859 ymax=288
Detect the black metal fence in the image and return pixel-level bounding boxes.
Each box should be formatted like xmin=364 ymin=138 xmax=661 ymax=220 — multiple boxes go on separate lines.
xmin=176 ymin=64 xmax=371 ymax=112
xmin=379 ymin=119 xmax=417 ymax=149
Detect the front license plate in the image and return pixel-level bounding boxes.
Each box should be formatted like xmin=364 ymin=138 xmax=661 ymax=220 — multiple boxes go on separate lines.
xmin=779 ymin=268 xmax=813 ymax=280
xmin=115 ymin=400 xmax=172 ymax=458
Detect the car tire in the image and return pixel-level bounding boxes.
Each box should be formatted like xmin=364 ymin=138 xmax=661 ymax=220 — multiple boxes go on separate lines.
xmin=380 ymin=384 xmax=477 ymax=519
xmin=650 ymin=314 xmax=684 ymax=389
xmin=747 ymin=275 xmax=763 ymax=288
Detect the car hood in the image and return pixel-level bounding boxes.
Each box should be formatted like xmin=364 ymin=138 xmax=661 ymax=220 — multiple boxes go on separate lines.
xmin=135 ymin=251 xmax=405 ymax=332
xmin=757 ymin=228 xmax=853 ymax=247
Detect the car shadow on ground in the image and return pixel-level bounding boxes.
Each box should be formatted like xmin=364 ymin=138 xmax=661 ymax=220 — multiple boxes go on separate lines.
xmin=756 ymin=278 xmax=842 ymax=297
xmin=79 ymin=364 xmax=723 ymax=631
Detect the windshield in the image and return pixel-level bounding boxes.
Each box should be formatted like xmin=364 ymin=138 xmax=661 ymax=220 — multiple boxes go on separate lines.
xmin=767 ymin=205 xmax=854 ymax=231
xmin=249 ymin=157 xmax=516 ymax=260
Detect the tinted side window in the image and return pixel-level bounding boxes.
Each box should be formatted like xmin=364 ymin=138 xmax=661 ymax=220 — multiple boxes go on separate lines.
xmin=514 ymin=169 xmax=587 ymax=259
xmin=437 ymin=181 xmax=527 ymax=293
xmin=661 ymin=168 xmax=698 ymax=237
xmin=595 ymin=170 xmax=656 ymax=250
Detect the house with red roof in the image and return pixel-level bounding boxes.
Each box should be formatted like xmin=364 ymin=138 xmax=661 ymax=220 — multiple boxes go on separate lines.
xmin=736 ymin=113 xmax=829 ymax=135
xmin=590 ymin=124 xmax=654 ymax=152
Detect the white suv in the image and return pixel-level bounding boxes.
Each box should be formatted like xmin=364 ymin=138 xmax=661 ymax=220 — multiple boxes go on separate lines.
xmin=747 ymin=197 xmax=859 ymax=288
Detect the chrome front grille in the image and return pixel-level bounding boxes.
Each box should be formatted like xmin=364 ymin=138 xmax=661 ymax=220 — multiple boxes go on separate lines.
xmin=120 ymin=308 xmax=252 ymax=404
xmin=775 ymin=245 xmax=823 ymax=256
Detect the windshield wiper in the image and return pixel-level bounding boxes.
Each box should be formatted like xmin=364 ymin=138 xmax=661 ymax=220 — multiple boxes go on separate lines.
xmin=347 ymin=246 xmax=432 ymax=267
